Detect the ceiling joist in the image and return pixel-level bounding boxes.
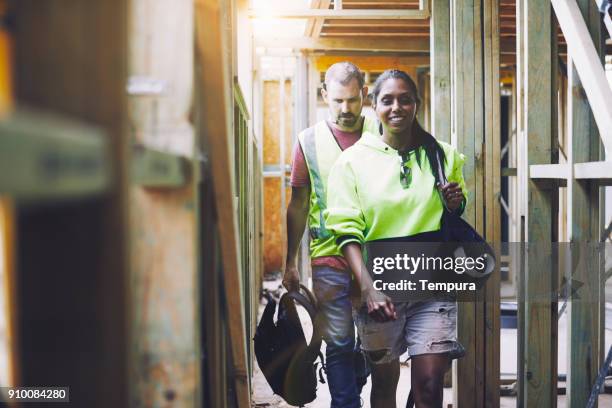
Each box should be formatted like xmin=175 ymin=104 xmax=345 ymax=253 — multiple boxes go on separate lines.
xmin=248 ymin=9 xmax=430 ymax=19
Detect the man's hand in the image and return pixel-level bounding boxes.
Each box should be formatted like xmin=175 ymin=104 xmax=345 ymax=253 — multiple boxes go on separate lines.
xmin=364 ymin=288 xmax=397 ymax=322
xmin=282 ymin=265 xmax=300 ymax=292
xmin=439 ymin=182 xmax=464 ymax=211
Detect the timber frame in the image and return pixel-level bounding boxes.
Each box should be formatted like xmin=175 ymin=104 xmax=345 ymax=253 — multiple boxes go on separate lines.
xmin=253 ymin=0 xmax=612 ymax=407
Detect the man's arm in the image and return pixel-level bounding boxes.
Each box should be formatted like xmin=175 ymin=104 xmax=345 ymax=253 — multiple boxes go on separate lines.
xmin=282 ymin=185 xmax=310 ymax=291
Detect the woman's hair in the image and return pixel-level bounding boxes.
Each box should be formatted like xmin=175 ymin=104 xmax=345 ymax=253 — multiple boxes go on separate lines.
xmin=371 ymin=69 xmax=446 ymax=169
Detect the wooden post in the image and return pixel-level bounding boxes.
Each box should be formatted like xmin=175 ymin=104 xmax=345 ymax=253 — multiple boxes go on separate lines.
xmin=12 ymin=1 xmax=130 ymax=406
xmin=295 ymin=53 xmax=312 ymax=284
xmin=430 ymin=0 xmax=451 ymax=143
xmin=279 ymin=68 xmax=287 ymax=263
xmin=450 ymin=0 xmax=500 ymax=405
xmin=566 ymin=0 xmax=603 ymax=405
xmin=517 ymin=0 xmax=558 ymax=406
xmin=483 ymin=1 xmax=501 ymax=406
xmin=451 ymin=0 xmax=485 ymax=406
xmin=195 ymin=0 xmax=250 ymax=406
xmin=128 ymin=0 xmax=202 ymax=405
xmin=0 ymin=198 xmax=17 ymax=388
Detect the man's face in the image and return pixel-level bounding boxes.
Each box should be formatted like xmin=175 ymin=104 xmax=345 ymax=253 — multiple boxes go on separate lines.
xmin=321 ymin=78 xmax=367 ymax=131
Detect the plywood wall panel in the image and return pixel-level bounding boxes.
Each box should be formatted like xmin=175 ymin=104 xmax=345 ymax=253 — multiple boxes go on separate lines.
xmin=263 ymin=178 xmax=283 ymax=274
xmin=263 ymin=80 xmax=294 ymax=167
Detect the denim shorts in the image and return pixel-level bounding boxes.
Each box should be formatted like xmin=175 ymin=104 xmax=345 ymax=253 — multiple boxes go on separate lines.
xmin=353 ymin=301 xmax=465 ymax=365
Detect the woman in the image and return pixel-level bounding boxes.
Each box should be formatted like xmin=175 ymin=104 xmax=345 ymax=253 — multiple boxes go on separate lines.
xmin=325 ymin=69 xmax=466 ymax=408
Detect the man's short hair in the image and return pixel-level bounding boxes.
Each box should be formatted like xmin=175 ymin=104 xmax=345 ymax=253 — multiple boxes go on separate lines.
xmin=323 ymin=62 xmax=365 ymax=90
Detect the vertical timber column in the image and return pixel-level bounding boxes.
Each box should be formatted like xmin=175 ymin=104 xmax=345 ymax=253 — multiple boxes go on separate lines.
xmin=128 ymin=0 xmax=201 ymax=405
xmin=483 ymin=0 xmax=501 ymax=406
xmin=430 ymin=0 xmax=451 ymax=144
xmin=451 ymin=0 xmax=485 ymax=406
xmin=517 ymin=0 xmax=557 ymax=406
xmin=195 ymin=0 xmax=250 ymax=405
xmin=279 ymin=68 xmax=287 ymax=274
xmin=566 ymin=0 xmax=603 ymax=405
xmin=14 ymin=2 xmax=130 ymax=406
xmin=295 ymin=53 xmax=311 ymax=284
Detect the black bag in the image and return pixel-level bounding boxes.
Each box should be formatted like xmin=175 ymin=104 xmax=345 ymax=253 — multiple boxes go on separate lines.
xmin=254 ymin=285 xmax=325 ymax=406
xmin=432 ymin=149 xmax=496 ymax=287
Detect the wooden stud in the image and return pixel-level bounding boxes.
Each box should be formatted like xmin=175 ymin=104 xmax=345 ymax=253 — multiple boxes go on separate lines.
xmin=195 ymin=0 xmax=250 ymax=406
xmin=517 ymin=0 xmax=558 ymax=406
xmin=483 ymin=0 xmax=501 ymax=406
xmin=451 ymin=0 xmax=486 ymax=406
xmin=295 ymin=53 xmax=312 ymax=284
xmin=279 ymin=71 xmax=287 ymax=231
xmin=430 ymin=0 xmax=451 ymax=143
xmin=565 ymin=0 xmax=603 ymax=405
xmin=128 ymin=0 xmax=202 ymax=405
xmin=0 ymin=198 xmax=18 ymax=388
xmin=13 ymin=1 xmax=130 ymax=405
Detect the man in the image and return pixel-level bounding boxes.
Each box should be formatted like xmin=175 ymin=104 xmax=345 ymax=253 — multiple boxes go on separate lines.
xmin=282 ymin=62 xmax=377 ymax=408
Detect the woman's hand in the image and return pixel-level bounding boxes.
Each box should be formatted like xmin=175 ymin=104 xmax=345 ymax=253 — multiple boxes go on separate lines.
xmin=364 ymin=288 xmax=397 ymax=322
xmin=439 ymin=182 xmax=464 ymax=211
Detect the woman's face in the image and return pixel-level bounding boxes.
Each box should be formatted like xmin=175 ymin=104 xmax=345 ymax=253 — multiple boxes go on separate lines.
xmin=374 ymin=78 xmax=418 ymax=135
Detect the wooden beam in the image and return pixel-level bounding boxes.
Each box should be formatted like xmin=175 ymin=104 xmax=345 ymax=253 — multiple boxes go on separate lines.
xmin=573 ymin=161 xmax=612 ymax=180
xmin=565 ymin=3 xmax=603 ymax=405
xmin=324 ymin=18 xmax=430 ymax=26
xmin=131 ymin=146 xmax=191 ymax=188
xmin=249 ymin=8 xmax=430 ymax=19
xmin=529 ymin=163 xmax=571 ymax=179
xmin=255 ymin=36 xmax=429 ymax=52
xmin=310 ymin=0 xmax=332 ymax=38
xmin=0 ymin=109 xmax=111 ymax=201
xmin=294 ymin=53 xmax=311 ymax=284
xmin=517 ymin=0 xmax=558 ymax=406
xmin=304 ymin=0 xmax=319 ymax=37
xmin=430 ymin=0 xmax=450 ymax=142
xmin=314 ymin=55 xmax=430 ymax=72
xmin=452 ymin=0 xmax=486 ymax=406
xmin=13 ymin=1 xmax=130 ymax=405
xmin=0 ymin=198 xmax=18 ymax=388
xmin=551 ymin=0 xmax=612 ymax=157
xmin=195 ymin=0 xmax=250 ymax=406
xmin=483 ymin=1 xmax=501 ymax=406
xmin=128 ymin=1 xmax=202 ymax=405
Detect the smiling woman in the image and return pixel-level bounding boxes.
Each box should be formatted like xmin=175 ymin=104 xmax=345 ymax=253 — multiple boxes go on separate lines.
xmin=325 ymin=69 xmax=467 ymax=408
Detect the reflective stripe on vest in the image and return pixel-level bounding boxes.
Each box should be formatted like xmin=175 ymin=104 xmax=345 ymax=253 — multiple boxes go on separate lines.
xmin=299 ymin=117 xmax=378 ymax=243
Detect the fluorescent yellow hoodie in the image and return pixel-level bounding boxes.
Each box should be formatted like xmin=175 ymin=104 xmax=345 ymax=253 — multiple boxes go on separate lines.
xmin=324 ymin=131 xmax=467 ymax=248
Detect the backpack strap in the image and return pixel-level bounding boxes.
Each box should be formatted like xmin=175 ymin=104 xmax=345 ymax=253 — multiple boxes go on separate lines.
xmin=299 ymin=284 xmax=317 ymax=309
xmin=431 ymin=149 xmax=451 ymax=212
xmin=282 ymin=286 xmax=326 ymax=380
xmin=284 ymin=290 xmax=317 ymax=322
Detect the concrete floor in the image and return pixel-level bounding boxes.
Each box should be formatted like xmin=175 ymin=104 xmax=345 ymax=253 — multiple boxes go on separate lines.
xmin=252 ymin=279 xmax=612 ymax=407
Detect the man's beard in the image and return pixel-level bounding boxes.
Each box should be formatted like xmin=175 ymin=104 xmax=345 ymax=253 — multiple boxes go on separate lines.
xmin=335 ymin=114 xmax=357 ymax=127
